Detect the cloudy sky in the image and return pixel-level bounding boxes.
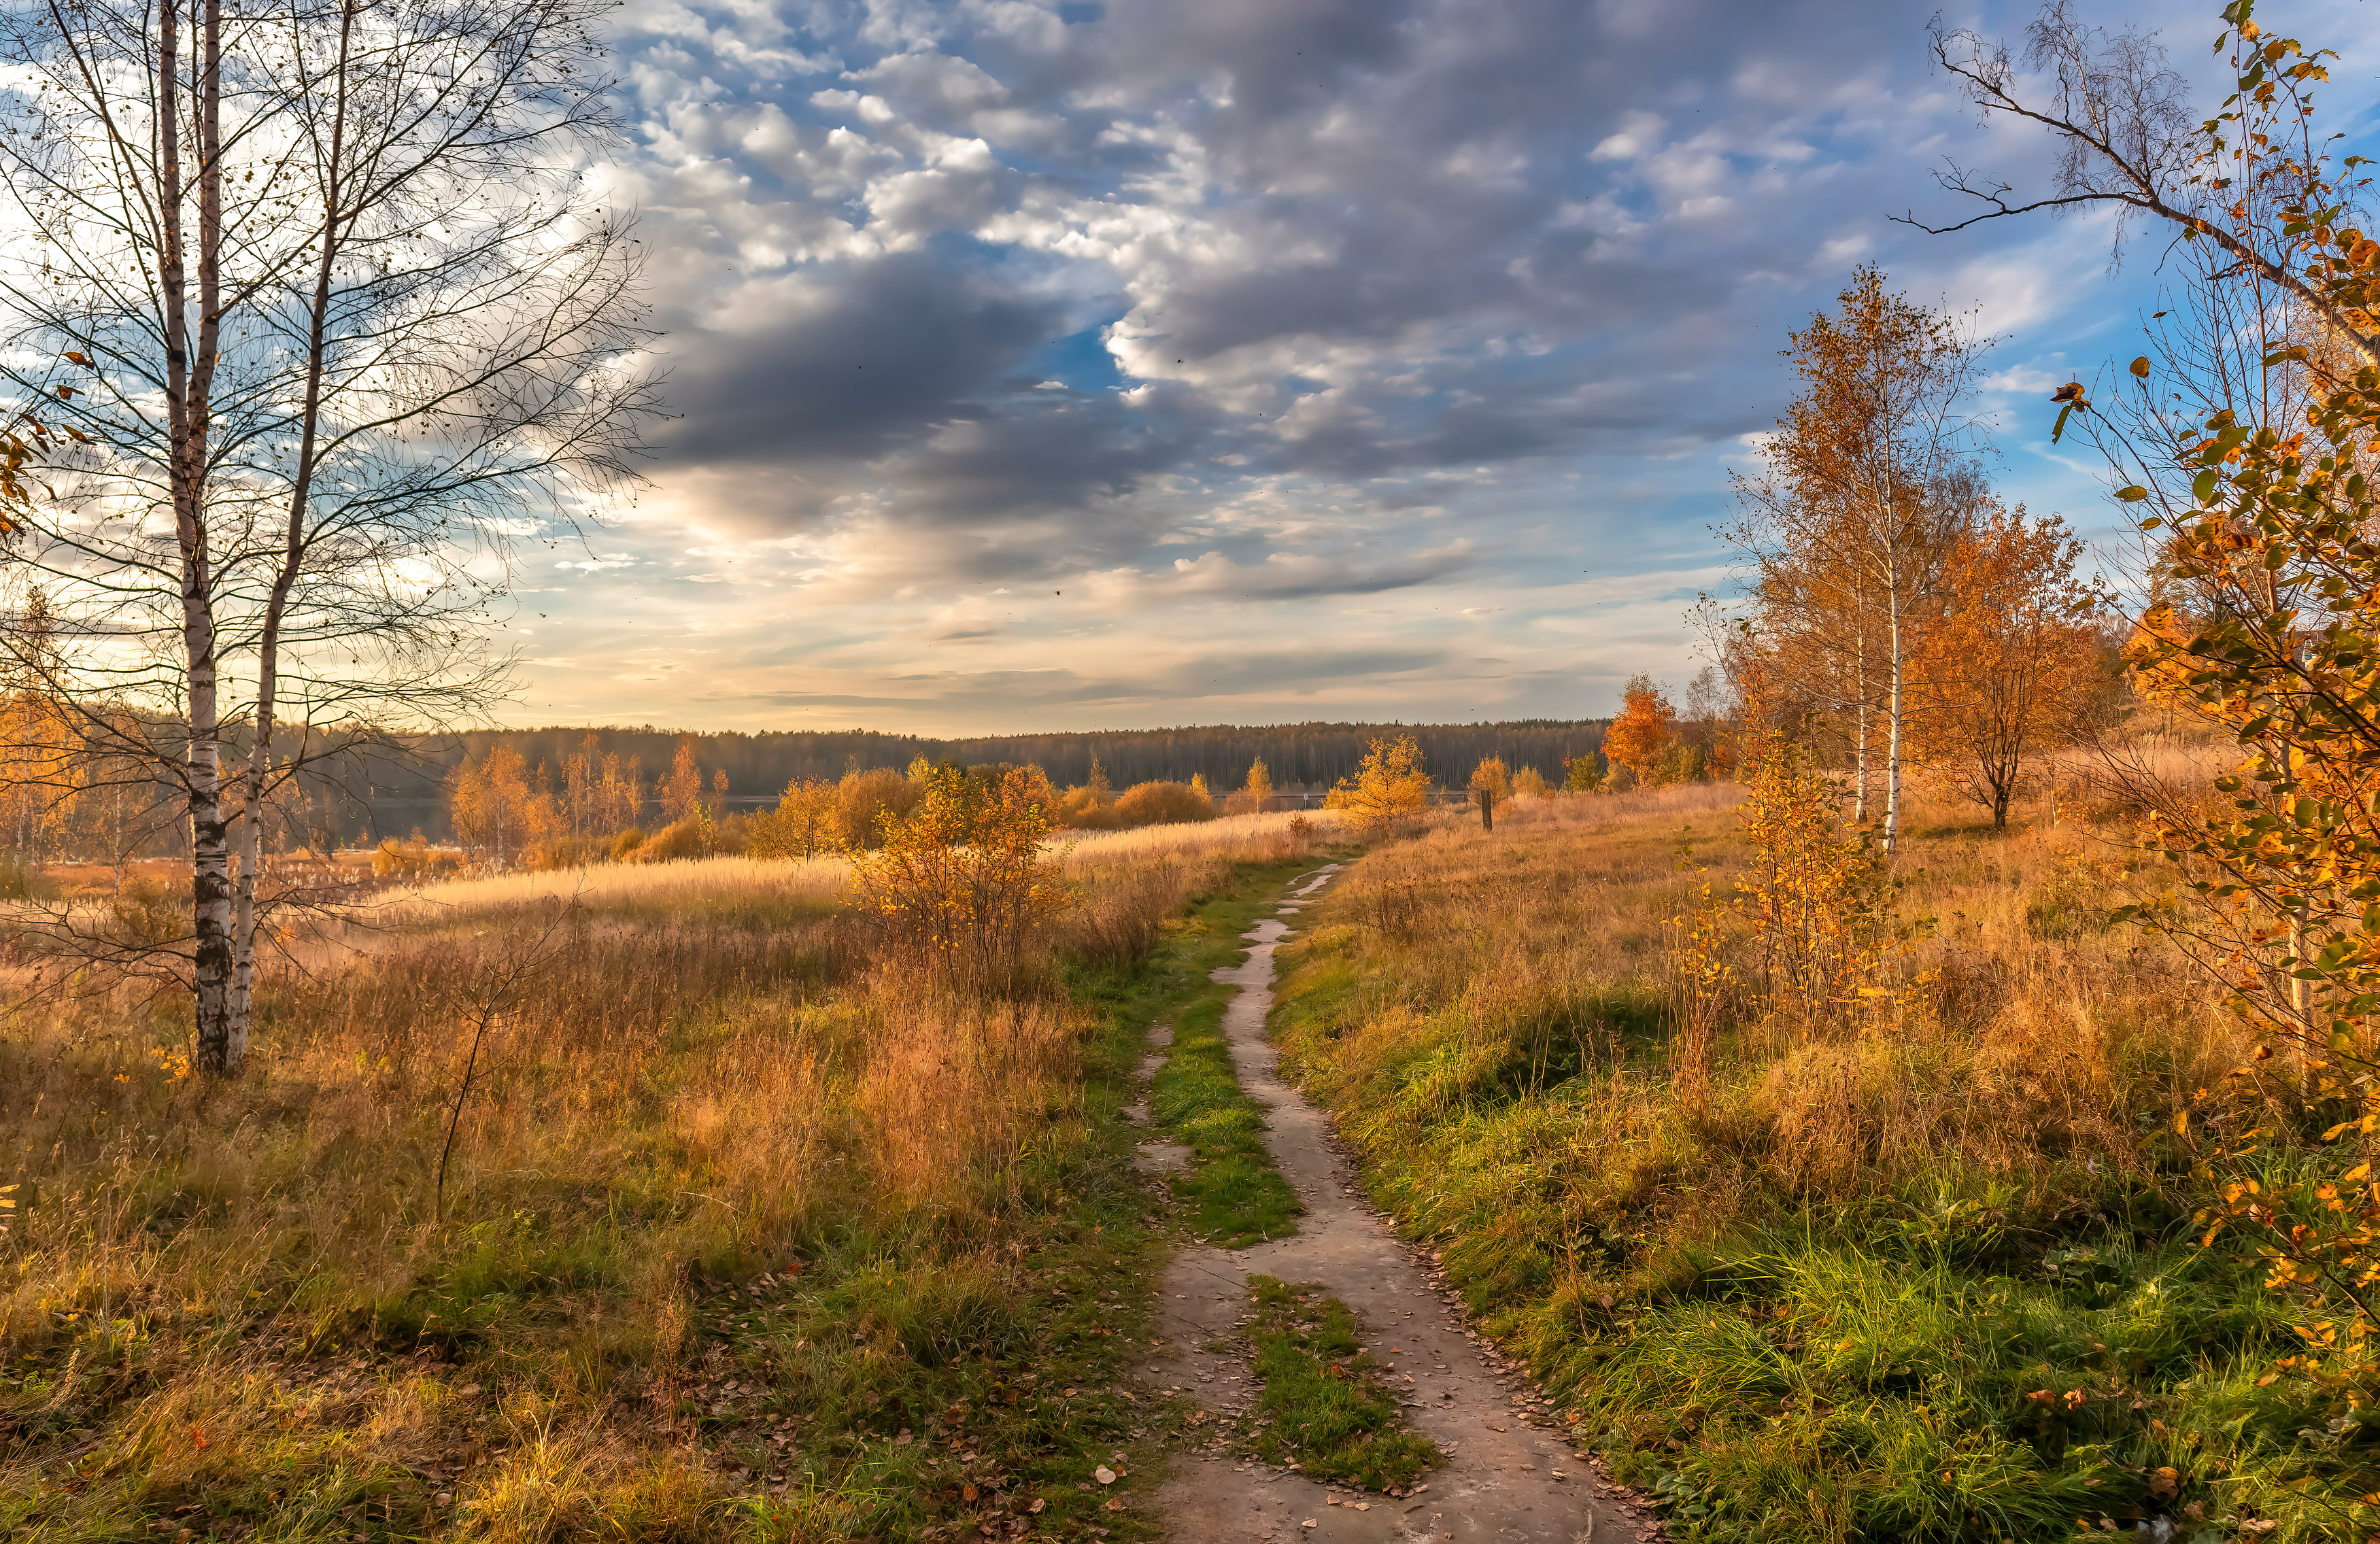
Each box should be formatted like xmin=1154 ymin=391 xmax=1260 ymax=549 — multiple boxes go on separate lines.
xmin=508 ymin=0 xmax=2380 ymax=735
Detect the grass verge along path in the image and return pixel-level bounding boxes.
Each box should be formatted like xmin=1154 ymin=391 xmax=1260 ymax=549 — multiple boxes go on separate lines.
xmin=1270 ymin=792 xmax=2369 ymax=1544
xmin=1106 ymin=859 xmax=1327 ymax=1248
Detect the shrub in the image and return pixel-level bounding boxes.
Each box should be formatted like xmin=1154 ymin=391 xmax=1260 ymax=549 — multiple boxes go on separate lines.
xmin=608 ymin=825 xmax=647 ymax=861
xmin=1648 ymin=738 xmax=1710 ymax=787
xmin=524 ymin=834 xmax=611 ymax=872
xmin=851 ymin=764 xmax=1069 ymax=995
xmin=833 ymin=767 xmax=921 ymax=849
xmin=372 ymin=837 xmax=436 ymax=878
xmin=1112 ymin=780 xmax=1217 ymax=827
xmin=632 ymin=816 xmax=711 ymax=864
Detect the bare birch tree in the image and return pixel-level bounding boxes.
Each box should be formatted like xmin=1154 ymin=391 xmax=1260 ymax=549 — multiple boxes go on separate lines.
xmin=0 ymin=0 xmax=658 ymax=1074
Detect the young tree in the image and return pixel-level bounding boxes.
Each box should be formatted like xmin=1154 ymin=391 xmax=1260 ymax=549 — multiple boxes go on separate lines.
xmin=1728 ymin=269 xmax=1992 ymax=850
xmin=1565 ymin=753 xmax=1605 ymax=793
xmin=750 ymin=776 xmax=836 ymax=859
xmin=1602 ymin=674 xmax=1678 ymax=786
xmin=660 ymin=738 xmax=704 ymax=825
xmin=851 ymin=764 xmax=1068 ymax=996
xmin=1227 ymin=756 xmax=1274 ymax=814
xmin=2012 ymin=4 xmax=2380 ymax=1354
xmin=449 ymin=742 xmax=547 ymax=870
xmin=1912 ymin=507 xmax=2107 ymax=826
xmin=0 ymin=0 xmax=656 ymax=1074
xmin=1324 ymin=734 xmax=1429 ymax=827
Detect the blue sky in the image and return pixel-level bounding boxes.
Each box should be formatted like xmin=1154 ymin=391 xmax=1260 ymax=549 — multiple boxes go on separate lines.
xmin=506 ymin=0 xmax=2380 ymax=734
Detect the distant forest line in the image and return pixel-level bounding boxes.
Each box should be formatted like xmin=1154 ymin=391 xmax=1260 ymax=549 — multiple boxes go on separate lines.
xmin=341 ymin=719 xmax=1610 ymax=840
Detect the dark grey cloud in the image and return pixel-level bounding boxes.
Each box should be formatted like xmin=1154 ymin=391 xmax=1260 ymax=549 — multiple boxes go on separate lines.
xmin=654 ymin=253 xmax=1059 ymax=465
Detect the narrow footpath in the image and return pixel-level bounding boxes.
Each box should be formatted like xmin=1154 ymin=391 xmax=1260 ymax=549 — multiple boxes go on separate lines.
xmin=1138 ymin=864 xmax=1660 ymax=1544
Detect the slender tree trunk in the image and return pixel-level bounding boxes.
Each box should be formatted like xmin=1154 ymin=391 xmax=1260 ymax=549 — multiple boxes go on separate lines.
xmin=233 ymin=0 xmax=354 ymax=1037
xmin=1885 ymin=583 xmax=1903 ymax=855
xmin=163 ymin=0 xmax=237 ymax=1075
xmin=1853 ymin=699 xmax=1870 ymax=823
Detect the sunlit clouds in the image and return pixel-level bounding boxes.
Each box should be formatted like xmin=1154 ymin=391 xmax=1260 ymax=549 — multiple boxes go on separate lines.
xmin=507 ymin=0 xmax=2380 ymax=733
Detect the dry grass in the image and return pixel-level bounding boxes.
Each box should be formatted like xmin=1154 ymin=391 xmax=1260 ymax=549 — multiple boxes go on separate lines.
xmin=1266 ymin=776 xmax=2368 ymax=1542
xmin=372 ymin=853 xmax=850 ymax=921
xmin=0 ymin=823 xmax=1257 ymax=1542
xmin=1052 ymin=807 xmax=1344 ymax=860
xmin=358 ymin=809 xmax=1340 ymax=928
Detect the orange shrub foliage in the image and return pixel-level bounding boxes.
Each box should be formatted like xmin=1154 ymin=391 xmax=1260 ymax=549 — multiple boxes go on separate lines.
xmin=1602 ymin=674 xmax=1676 ymax=785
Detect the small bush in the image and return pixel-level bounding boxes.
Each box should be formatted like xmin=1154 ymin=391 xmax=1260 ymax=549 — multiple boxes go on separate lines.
xmin=1111 ymin=780 xmax=1216 ymax=827
xmin=524 ymin=834 xmax=612 ymax=872
xmin=632 ymin=817 xmax=709 ymax=864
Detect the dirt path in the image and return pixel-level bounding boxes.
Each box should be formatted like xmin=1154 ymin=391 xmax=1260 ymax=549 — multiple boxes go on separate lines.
xmin=1142 ymin=864 xmax=1658 ymax=1543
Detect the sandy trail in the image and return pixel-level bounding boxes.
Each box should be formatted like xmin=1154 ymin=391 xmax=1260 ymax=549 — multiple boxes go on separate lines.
xmin=1142 ymin=864 xmax=1654 ymax=1544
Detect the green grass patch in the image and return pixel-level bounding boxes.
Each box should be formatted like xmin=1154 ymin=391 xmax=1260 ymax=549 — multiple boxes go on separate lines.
xmin=1241 ymin=1276 xmax=1439 ymax=1492
xmin=1114 ymin=859 xmax=1329 ymax=1248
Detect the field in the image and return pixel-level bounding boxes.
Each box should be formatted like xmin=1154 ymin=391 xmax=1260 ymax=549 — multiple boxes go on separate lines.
xmin=1270 ymin=779 xmax=2380 ymax=1544
xmin=0 ymin=810 xmax=1338 ymax=1543
xmin=11 ymin=769 xmax=2369 ymax=1544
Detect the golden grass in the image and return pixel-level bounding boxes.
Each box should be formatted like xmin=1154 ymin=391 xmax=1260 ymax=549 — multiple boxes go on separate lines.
xmin=373 ymin=852 xmax=850 ymax=919
xmin=0 ymin=815 xmax=1253 ymax=1542
xmin=1051 ymin=806 xmax=1344 ymax=859
xmin=1285 ymin=777 xmax=2237 ymax=1214
xmin=1265 ymin=770 xmax=2351 ymax=1541
xmin=361 ymin=808 xmax=1340 ymax=925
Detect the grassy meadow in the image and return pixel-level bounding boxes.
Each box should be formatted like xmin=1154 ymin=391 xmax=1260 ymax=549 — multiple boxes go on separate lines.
xmin=0 ymin=812 xmax=1339 ymax=1543
xmin=1272 ymin=779 xmax=2377 ymax=1544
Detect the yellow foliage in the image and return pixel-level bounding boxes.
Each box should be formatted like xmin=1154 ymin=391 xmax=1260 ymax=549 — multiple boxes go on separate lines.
xmin=1467 ymin=757 xmax=1513 ymax=810
xmin=1324 ymin=734 xmax=1429 ymax=827
xmin=849 ymin=764 xmax=1069 ymax=994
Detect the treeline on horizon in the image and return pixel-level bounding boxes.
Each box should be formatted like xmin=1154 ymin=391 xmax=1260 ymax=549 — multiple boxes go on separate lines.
xmin=358 ymin=719 xmax=1610 ymax=836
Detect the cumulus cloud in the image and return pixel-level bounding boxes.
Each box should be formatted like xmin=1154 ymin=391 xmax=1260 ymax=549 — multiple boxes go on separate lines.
xmin=497 ymin=0 xmax=2380 ymax=732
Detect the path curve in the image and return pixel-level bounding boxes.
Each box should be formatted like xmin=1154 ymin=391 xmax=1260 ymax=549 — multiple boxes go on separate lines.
xmin=1145 ymin=864 xmax=1656 ymax=1543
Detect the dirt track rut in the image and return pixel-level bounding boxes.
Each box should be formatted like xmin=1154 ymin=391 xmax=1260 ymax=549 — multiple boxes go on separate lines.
xmin=1142 ymin=864 xmax=1661 ymax=1543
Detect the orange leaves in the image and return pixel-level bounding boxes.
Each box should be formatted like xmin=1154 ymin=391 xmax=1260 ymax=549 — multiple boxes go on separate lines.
xmin=1602 ymin=674 xmax=1676 ymax=785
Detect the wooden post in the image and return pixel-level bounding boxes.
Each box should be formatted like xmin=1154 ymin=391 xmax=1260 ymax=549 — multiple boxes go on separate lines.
xmin=1477 ymin=785 xmax=1493 ymax=832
